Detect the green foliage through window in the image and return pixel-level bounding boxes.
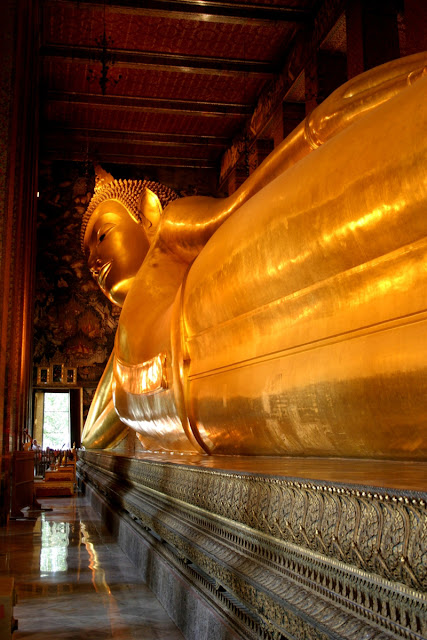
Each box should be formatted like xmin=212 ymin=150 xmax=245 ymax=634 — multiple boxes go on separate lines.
xmin=43 ymin=392 xmax=71 ymax=450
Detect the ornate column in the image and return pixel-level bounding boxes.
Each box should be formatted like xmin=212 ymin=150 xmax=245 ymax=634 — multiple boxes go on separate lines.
xmin=305 ymin=50 xmax=348 ymax=116
xmin=249 ymin=139 xmax=274 ymax=175
xmin=282 ymin=102 xmax=306 ymax=140
xmin=0 ymin=0 xmax=39 ymax=523
xmin=225 ymin=156 xmax=248 ymax=196
xmin=399 ymin=0 xmax=427 ymax=57
xmin=346 ymin=0 xmax=401 ymax=78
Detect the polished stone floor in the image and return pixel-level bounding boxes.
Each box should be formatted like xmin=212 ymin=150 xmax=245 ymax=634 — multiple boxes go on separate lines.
xmin=0 ymin=495 xmax=184 ymax=639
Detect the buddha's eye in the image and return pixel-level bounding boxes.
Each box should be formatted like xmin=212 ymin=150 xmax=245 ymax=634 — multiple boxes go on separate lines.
xmin=97 ymin=223 xmax=115 ymax=245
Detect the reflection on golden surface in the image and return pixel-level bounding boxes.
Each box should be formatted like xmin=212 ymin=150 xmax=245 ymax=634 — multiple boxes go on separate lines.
xmin=82 ymin=53 xmax=427 ymax=461
xmin=115 ymin=353 xmax=167 ymax=395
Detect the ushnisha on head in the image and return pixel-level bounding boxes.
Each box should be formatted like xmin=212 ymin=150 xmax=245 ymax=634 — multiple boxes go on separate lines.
xmin=82 ymin=166 xmax=180 ymax=307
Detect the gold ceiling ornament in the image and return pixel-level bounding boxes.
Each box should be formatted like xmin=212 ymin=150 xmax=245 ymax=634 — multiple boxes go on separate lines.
xmin=80 ymin=166 xmax=180 ymax=251
xmin=86 ymin=2 xmax=122 ymax=95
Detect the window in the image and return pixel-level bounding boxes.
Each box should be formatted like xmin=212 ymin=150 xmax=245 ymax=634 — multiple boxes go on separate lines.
xmin=43 ymin=392 xmax=71 ymax=450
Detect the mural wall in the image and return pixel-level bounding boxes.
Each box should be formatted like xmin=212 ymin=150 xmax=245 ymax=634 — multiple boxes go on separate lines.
xmin=33 ymin=161 xmax=120 ymax=420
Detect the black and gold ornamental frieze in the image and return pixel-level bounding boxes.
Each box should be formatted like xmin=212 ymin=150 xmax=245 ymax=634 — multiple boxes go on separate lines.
xmin=78 ymin=451 xmax=427 ymax=640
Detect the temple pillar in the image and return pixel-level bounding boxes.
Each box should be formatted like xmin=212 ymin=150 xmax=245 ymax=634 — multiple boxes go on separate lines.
xmin=225 ymin=156 xmax=248 ymax=195
xmin=304 ymin=49 xmax=347 ymax=116
xmin=399 ymin=0 xmax=427 ymax=57
xmin=346 ymin=0 xmax=400 ymax=78
xmin=248 ymin=138 xmax=274 ymax=175
xmin=226 ymin=137 xmax=277 ymax=194
xmin=0 ymin=0 xmax=39 ymax=523
xmin=282 ymin=102 xmax=306 ymax=140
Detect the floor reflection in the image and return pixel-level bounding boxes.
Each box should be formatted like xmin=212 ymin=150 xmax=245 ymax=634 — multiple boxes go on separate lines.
xmin=40 ymin=516 xmax=70 ymax=574
xmin=81 ymin=521 xmax=111 ymax=595
xmin=0 ymin=496 xmax=183 ymax=639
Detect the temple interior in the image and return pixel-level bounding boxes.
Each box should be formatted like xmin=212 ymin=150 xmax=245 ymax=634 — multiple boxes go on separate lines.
xmin=1 ymin=1 xmax=426 ymax=638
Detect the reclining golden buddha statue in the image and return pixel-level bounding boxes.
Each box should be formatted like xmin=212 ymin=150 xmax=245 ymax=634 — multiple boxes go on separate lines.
xmin=81 ymin=52 xmax=427 ymax=459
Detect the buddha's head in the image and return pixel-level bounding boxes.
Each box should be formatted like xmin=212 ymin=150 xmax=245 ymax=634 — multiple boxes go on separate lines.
xmin=81 ymin=166 xmax=179 ymax=307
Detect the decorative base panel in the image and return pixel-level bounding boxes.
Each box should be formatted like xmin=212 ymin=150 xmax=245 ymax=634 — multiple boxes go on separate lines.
xmin=77 ymin=451 xmax=427 ymax=640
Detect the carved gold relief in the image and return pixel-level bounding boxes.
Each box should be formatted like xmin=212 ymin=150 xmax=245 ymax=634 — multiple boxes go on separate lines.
xmin=78 ymin=453 xmax=427 ymax=640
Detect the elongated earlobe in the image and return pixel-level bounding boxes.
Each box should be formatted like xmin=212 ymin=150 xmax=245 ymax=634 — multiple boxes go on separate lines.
xmin=138 ymin=188 xmax=162 ymax=241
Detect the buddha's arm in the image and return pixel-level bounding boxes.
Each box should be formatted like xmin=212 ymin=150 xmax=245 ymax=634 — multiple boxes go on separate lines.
xmin=81 ymin=350 xmax=128 ymax=449
xmin=160 ymin=52 xmax=427 ymax=263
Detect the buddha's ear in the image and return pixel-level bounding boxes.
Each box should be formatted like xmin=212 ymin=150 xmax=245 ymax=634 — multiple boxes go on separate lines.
xmin=138 ymin=188 xmax=162 ymax=242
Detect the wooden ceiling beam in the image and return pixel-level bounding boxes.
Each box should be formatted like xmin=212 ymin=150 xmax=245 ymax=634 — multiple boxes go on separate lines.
xmin=41 ymin=44 xmax=277 ymax=76
xmin=41 ymin=149 xmax=218 ymax=168
xmin=42 ymin=126 xmax=230 ymax=148
xmin=42 ymin=0 xmax=312 ymax=26
xmin=46 ymin=90 xmax=252 ymax=118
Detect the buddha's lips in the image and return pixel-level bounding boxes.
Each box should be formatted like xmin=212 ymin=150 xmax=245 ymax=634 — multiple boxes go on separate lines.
xmin=98 ymin=261 xmax=113 ymax=288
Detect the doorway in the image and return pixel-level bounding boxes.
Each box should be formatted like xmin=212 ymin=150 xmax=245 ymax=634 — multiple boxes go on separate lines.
xmin=33 ymin=388 xmax=83 ymax=449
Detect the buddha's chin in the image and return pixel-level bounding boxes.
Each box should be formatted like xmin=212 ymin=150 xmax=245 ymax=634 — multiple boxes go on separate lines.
xmin=105 ymin=277 xmax=135 ymax=308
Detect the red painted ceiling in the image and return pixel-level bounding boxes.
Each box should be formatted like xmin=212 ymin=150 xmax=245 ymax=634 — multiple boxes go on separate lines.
xmin=39 ymin=0 xmax=344 ymax=182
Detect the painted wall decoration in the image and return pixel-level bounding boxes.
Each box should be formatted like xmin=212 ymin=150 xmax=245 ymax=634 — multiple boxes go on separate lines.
xmin=33 ymin=161 xmax=120 ymax=419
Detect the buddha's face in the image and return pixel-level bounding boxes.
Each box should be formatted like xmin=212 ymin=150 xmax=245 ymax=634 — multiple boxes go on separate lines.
xmin=84 ymin=200 xmax=150 ymax=307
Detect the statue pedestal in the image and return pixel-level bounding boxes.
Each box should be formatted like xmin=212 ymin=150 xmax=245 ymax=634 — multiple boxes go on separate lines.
xmin=78 ymin=451 xmax=427 ymax=640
